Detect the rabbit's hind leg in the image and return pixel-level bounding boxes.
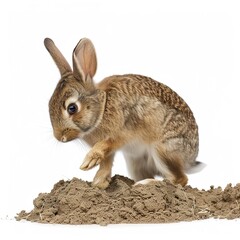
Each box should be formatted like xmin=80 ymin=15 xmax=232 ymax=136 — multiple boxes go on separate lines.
xmin=151 ymin=145 xmax=188 ymax=186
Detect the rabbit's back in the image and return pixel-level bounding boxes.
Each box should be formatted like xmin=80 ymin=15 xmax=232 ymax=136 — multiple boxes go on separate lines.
xmin=97 ymin=74 xmax=198 ymax=149
xmin=98 ymin=74 xmax=194 ymax=118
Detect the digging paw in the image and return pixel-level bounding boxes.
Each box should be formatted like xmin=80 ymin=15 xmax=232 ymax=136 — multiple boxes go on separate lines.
xmin=92 ymin=176 xmax=111 ymax=190
xmin=80 ymin=151 xmax=103 ymax=170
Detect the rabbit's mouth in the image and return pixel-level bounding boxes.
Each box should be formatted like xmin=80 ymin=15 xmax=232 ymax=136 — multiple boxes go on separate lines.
xmin=54 ymin=128 xmax=80 ymax=143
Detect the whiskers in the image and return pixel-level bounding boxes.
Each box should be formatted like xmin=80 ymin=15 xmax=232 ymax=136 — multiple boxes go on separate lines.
xmin=46 ymin=131 xmax=89 ymax=154
xmin=73 ymin=138 xmax=89 ymax=152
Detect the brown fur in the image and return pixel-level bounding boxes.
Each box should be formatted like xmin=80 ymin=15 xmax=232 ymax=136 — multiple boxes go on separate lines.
xmin=45 ymin=38 xmax=199 ymax=189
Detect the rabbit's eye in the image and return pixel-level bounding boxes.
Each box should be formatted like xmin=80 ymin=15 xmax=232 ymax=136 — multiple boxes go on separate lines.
xmin=67 ymin=103 xmax=78 ymax=115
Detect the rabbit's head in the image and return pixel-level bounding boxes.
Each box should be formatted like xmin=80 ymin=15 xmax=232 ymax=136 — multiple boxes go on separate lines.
xmin=44 ymin=38 xmax=106 ymax=142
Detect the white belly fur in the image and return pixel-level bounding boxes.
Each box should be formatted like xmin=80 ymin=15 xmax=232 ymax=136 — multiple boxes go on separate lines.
xmin=121 ymin=140 xmax=171 ymax=181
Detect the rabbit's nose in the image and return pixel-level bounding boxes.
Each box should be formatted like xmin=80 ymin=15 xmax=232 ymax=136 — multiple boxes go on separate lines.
xmin=61 ymin=136 xmax=67 ymax=142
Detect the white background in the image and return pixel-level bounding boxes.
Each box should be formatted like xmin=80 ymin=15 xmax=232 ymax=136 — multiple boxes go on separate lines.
xmin=1 ymin=0 xmax=240 ymax=239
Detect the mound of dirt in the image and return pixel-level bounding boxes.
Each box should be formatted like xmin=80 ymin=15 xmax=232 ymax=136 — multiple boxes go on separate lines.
xmin=16 ymin=175 xmax=240 ymax=225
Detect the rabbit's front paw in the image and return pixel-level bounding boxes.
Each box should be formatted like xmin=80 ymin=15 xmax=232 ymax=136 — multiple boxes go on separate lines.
xmin=92 ymin=169 xmax=111 ymax=189
xmin=92 ymin=176 xmax=110 ymax=189
xmin=80 ymin=151 xmax=103 ymax=170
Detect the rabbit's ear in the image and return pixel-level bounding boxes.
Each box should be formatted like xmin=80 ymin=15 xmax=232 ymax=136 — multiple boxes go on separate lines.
xmin=72 ymin=38 xmax=97 ymax=82
xmin=44 ymin=38 xmax=72 ymax=76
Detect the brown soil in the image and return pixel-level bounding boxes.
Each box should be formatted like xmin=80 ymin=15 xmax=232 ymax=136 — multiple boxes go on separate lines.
xmin=16 ymin=175 xmax=240 ymax=225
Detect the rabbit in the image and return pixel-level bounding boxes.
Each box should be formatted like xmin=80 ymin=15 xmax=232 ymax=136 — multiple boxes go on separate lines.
xmin=44 ymin=37 xmax=201 ymax=189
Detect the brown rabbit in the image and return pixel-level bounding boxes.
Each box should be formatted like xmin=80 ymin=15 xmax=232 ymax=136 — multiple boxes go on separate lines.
xmin=44 ymin=37 xmax=200 ymax=189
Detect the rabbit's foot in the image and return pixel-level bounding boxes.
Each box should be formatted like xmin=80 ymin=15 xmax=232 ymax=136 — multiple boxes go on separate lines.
xmin=92 ymin=175 xmax=110 ymax=189
xmin=80 ymin=151 xmax=103 ymax=170
xmin=134 ymin=178 xmax=157 ymax=185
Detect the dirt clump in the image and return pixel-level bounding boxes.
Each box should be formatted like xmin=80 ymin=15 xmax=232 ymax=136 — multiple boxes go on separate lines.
xmin=16 ymin=175 xmax=240 ymax=225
